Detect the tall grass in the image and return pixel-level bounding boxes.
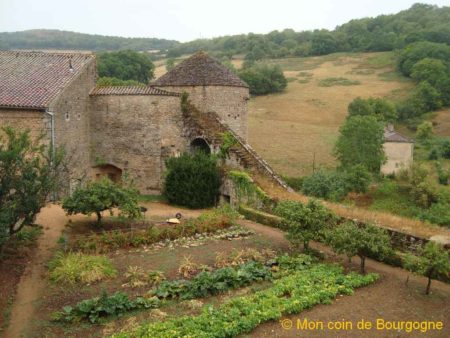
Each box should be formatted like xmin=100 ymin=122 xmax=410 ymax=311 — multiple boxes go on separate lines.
xmin=48 ymin=252 xmax=117 ymax=285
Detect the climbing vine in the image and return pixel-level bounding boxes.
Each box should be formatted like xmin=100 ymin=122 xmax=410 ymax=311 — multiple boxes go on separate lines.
xmin=218 ymin=132 xmax=238 ymax=159
xmin=228 ymin=170 xmax=271 ymax=207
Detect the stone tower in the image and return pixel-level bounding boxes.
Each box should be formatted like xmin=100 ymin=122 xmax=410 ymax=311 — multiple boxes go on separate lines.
xmin=152 ymin=51 xmax=250 ymax=140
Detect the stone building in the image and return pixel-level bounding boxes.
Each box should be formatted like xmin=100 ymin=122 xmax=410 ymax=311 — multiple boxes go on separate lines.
xmin=381 ymin=126 xmax=414 ymax=175
xmin=0 ymin=50 xmax=285 ymax=195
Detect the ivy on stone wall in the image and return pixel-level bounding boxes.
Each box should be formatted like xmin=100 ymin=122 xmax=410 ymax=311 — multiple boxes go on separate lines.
xmin=218 ymin=132 xmax=238 ymax=159
xmin=228 ymin=170 xmax=270 ymax=207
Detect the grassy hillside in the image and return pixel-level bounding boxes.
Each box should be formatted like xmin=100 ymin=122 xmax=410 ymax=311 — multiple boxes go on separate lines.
xmin=0 ymin=29 xmax=179 ymax=52
xmin=244 ymin=52 xmax=413 ymax=177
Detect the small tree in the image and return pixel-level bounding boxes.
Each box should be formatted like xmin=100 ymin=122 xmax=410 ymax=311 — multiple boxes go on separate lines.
xmin=326 ymin=222 xmax=392 ymax=274
xmin=334 ymin=115 xmax=385 ymax=173
xmin=166 ymin=58 xmax=176 ymax=72
xmin=0 ymin=127 xmax=63 ymax=246
xmin=62 ymin=178 xmax=141 ymax=224
xmin=274 ymin=199 xmax=335 ymax=251
xmin=404 ymin=242 xmax=450 ymax=295
xmin=164 ymin=152 xmax=221 ymax=208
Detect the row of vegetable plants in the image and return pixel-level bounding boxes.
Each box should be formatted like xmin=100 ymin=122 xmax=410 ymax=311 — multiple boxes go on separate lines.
xmin=53 ymin=260 xmax=273 ymax=323
xmin=112 ymin=263 xmax=379 ymax=337
xmin=69 ymin=206 xmax=240 ymax=253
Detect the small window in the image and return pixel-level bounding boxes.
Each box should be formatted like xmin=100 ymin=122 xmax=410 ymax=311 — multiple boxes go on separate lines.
xmin=65 ymin=112 xmax=70 ymax=121
xmin=77 ymin=113 xmax=81 ymax=120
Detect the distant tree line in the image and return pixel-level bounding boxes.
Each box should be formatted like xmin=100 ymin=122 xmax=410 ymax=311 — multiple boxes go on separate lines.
xmin=165 ymin=4 xmax=450 ymax=60
xmin=0 ymin=29 xmax=178 ymax=51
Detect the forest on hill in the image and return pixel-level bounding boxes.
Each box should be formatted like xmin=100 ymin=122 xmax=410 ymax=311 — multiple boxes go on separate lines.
xmin=0 ymin=4 xmax=448 ymax=56
xmin=166 ymin=3 xmax=450 ymax=59
xmin=0 ymin=29 xmax=179 ymax=51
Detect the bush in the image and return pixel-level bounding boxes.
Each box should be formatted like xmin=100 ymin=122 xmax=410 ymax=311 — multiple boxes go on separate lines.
xmin=164 ymin=152 xmax=221 ymax=208
xmin=441 ymin=140 xmax=450 ymax=159
xmin=301 ymin=165 xmax=371 ymax=201
xmin=345 ymin=164 xmax=372 ymax=193
xmin=419 ymin=202 xmax=450 ymax=227
xmin=416 ymin=121 xmax=433 ymax=141
xmin=301 ymin=169 xmax=349 ymax=201
xmin=238 ymin=64 xmax=287 ymax=95
xmin=48 ymin=252 xmax=117 ymax=285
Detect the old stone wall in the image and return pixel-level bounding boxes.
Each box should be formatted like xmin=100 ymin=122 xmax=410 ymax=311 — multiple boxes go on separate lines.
xmin=155 ymin=85 xmax=249 ymax=140
xmin=48 ymin=59 xmax=97 ymax=194
xmin=88 ymin=94 xmax=183 ymax=194
xmin=381 ymin=142 xmax=414 ymax=175
xmin=0 ymin=109 xmax=49 ymax=142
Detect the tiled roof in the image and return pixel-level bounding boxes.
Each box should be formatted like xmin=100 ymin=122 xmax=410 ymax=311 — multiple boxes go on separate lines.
xmin=0 ymin=51 xmax=95 ymax=109
xmin=152 ymin=51 xmax=248 ymax=88
xmin=90 ymin=86 xmax=180 ymax=96
xmin=384 ymin=129 xmax=412 ymax=143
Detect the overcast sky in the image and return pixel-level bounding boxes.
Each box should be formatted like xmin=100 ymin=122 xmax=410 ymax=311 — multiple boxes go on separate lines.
xmin=0 ymin=0 xmax=448 ymax=42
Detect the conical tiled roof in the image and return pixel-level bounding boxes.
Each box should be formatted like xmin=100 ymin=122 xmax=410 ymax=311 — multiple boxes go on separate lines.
xmin=152 ymin=52 xmax=248 ymax=88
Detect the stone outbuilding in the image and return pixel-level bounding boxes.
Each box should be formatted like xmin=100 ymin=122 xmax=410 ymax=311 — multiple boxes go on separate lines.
xmin=381 ymin=126 xmax=414 ymax=175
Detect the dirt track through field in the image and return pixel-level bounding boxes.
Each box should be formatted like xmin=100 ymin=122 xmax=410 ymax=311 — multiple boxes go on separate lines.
xmin=3 ymin=204 xmax=67 ymax=338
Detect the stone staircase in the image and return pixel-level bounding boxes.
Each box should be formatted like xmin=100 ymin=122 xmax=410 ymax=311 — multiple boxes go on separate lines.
xmin=182 ymin=102 xmax=291 ymax=191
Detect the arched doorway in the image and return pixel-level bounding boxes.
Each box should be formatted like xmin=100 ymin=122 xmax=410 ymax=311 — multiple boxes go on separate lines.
xmin=190 ymin=138 xmax=211 ymax=154
xmin=92 ymin=164 xmax=123 ymax=183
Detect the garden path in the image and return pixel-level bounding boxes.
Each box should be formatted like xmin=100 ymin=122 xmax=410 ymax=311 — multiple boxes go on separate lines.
xmin=4 ymin=204 xmax=68 ymax=338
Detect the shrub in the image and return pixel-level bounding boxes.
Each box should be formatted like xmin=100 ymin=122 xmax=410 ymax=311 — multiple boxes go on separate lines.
xmin=440 ymin=140 xmax=450 ymax=159
xmin=164 ymin=152 xmax=221 ymax=208
xmin=301 ymin=165 xmax=371 ymax=201
xmin=301 ymin=169 xmax=349 ymax=201
xmin=419 ymin=202 xmax=450 ymax=227
xmin=238 ymin=64 xmax=287 ymax=95
xmin=274 ymin=199 xmax=336 ymax=250
xmin=62 ymin=178 xmax=141 ymax=225
xmin=48 ymin=252 xmax=117 ymax=285
xmin=345 ymin=164 xmax=372 ymax=193
xmin=282 ymin=176 xmax=304 ymax=191
xmin=416 ymin=121 xmax=433 ymax=141
xmin=326 ymin=222 xmax=393 ymax=274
